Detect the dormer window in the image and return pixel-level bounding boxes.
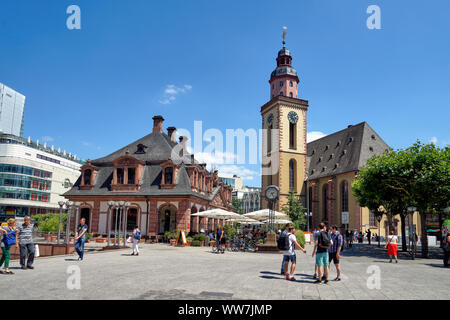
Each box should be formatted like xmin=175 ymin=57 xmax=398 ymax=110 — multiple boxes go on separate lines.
xmin=84 ymin=169 xmax=92 ymax=186
xmin=128 ymin=168 xmax=135 ymax=184
xmin=111 ymin=155 xmax=144 ymax=192
xmin=164 ymin=167 xmax=173 ymax=185
xmin=80 ymin=161 xmax=99 ymax=190
xmin=135 ymin=144 xmax=147 ymax=154
xmin=117 ymin=168 xmax=124 ymax=184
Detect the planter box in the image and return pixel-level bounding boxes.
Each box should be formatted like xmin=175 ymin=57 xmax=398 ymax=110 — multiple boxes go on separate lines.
xmin=186 ymin=241 xmax=192 ymax=246
xmin=170 ymin=239 xmax=176 ymax=246
xmin=95 ymin=238 xmax=107 ymax=243
xmin=44 ymin=234 xmax=51 ymax=241
xmin=37 ymin=243 xmax=54 ymax=257
xmin=52 ymin=244 xmax=67 ymax=256
xmin=50 ymin=236 xmax=57 ymax=242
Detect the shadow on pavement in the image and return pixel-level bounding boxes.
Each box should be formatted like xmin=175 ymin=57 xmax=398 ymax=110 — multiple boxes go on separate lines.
xmin=64 ymin=258 xmax=79 ymax=261
xmin=425 ymin=264 xmax=448 ymax=268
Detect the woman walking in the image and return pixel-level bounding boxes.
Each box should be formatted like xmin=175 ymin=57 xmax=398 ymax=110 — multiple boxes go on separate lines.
xmin=0 ymin=218 xmax=19 ymax=274
xmin=131 ymin=225 xmax=141 ymax=256
xmin=385 ymin=231 xmax=398 ymax=263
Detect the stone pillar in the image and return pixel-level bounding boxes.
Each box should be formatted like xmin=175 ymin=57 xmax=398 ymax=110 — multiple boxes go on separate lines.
xmin=149 ymin=200 xmax=158 ymax=236
xmin=193 ymin=216 xmax=199 ymax=233
xmin=176 ymin=200 xmax=190 ymax=231
xmin=92 ymin=201 xmax=100 ymax=233
xmin=327 ymin=178 xmax=335 ymax=225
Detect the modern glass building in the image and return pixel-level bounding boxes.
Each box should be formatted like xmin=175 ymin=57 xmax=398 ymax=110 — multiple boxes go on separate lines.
xmin=0 ymin=133 xmax=83 ymax=221
xmin=0 ymin=83 xmax=25 ymax=137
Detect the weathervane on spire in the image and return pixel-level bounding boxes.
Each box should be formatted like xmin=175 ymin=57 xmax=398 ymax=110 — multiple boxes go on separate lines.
xmin=282 ymin=26 xmax=287 ymax=47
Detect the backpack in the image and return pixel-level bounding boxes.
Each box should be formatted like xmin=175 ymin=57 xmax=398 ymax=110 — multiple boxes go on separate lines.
xmin=2 ymin=228 xmax=16 ymax=247
xmin=134 ymin=231 xmax=141 ymax=240
xmin=277 ymin=232 xmax=290 ymax=251
xmin=318 ymin=231 xmax=331 ymax=249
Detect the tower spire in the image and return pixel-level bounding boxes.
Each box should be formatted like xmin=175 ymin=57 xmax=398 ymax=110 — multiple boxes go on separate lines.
xmin=282 ymin=26 xmax=287 ymax=47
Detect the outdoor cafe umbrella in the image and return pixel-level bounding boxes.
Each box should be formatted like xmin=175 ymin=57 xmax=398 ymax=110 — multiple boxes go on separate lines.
xmin=262 ymin=218 xmax=292 ymax=225
xmin=243 ymin=209 xmax=289 ymax=221
xmin=191 ymin=208 xmax=238 ymax=219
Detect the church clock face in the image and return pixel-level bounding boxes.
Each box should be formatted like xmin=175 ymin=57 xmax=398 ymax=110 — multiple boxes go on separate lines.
xmin=288 ymin=111 xmax=298 ymax=124
xmin=267 ymin=113 xmax=274 ymax=125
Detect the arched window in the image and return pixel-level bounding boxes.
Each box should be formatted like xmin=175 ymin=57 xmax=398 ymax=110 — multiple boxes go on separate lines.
xmin=289 ymin=160 xmax=296 ymax=191
xmin=289 ymin=92 xmax=293 ymax=98
xmin=165 ymin=167 xmax=173 ymax=185
xmin=289 ymin=122 xmax=296 ymax=149
xmin=280 ymin=81 xmax=284 ymax=87
xmin=289 ymin=81 xmax=293 ymax=87
xmin=341 ymin=180 xmax=348 ymax=212
xmin=322 ymin=184 xmax=328 ymax=220
xmin=83 ymin=169 xmax=91 ymax=185
xmin=267 ymin=124 xmax=273 ymax=153
xmin=280 ymin=91 xmax=284 ymax=96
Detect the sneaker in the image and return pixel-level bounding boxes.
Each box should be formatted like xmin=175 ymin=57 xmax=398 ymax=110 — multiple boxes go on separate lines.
xmin=131 ymin=253 xmax=135 ymax=256
xmin=334 ymin=277 xmax=341 ymax=281
xmin=323 ymin=279 xmax=329 ymax=284
xmin=27 ymin=266 xmax=34 ymax=270
xmin=395 ymin=260 xmax=398 ymax=263
xmin=313 ymin=280 xmax=322 ymax=284
xmin=280 ymin=271 xmax=284 ymax=275
xmin=313 ymin=274 xmax=317 ymax=279
xmin=288 ymin=277 xmax=297 ymax=281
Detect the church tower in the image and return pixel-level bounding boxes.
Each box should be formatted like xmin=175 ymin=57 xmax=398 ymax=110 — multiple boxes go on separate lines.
xmin=261 ymin=28 xmax=309 ymax=211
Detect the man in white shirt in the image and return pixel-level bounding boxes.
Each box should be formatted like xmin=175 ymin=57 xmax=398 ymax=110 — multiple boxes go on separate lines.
xmin=283 ymin=226 xmax=307 ymax=281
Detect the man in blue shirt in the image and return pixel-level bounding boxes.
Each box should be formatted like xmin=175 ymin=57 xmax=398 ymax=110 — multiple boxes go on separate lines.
xmin=329 ymin=225 xmax=343 ymax=281
xmin=75 ymin=218 xmax=88 ymax=261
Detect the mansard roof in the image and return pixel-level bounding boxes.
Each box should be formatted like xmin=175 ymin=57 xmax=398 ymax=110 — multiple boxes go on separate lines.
xmin=306 ymin=122 xmax=390 ymax=180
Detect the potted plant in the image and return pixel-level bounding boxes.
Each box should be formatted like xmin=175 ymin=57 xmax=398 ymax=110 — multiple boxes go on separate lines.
xmin=95 ymin=235 xmax=107 ymax=243
xmin=186 ymin=237 xmax=193 ymax=246
xmin=44 ymin=233 xmax=51 ymax=241
xmin=191 ymin=240 xmax=201 ymax=247
xmin=86 ymin=233 xmax=92 ymax=243
xmin=193 ymin=234 xmax=206 ymax=247
xmin=69 ymin=232 xmax=75 ymax=243
xmin=50 ymin=234 xmax=57 ymax=242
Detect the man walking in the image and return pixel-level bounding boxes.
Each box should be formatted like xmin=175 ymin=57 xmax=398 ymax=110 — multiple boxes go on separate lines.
xmin=74 ymin=217 xmax=88 ymax=261
xmin=312 ymin=228 xmax=320 ymax=279
xmin=283 ymin=226 xmax=306 ymax=281
xmin=329 ymin=225 xmax=343 ymax=281
xmin=312 ymin=223 xmax=332 ymax=284
xmin=18 ymin=216 xmax=35 ymax=270
xmin=280 ymin=223 xmax=292 ymax=275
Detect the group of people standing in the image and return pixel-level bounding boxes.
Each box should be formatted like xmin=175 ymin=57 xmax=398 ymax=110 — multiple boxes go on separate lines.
xmin=280 ymin=222 xmax=343 ymax=284
xmin=0 ymin=217 xmax=35 ymax=274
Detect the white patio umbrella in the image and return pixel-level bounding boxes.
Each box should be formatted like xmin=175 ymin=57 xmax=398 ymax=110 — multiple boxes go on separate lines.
xmin=262 ymin=219 xmax=292 ymax=225
xmin=243 ymin=209 xmax=289 ymax=221
xmin=191 ymin=208 xmax=237 ymax=219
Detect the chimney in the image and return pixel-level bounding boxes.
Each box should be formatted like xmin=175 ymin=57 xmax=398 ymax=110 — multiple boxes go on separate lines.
xmin=179 ymin=136 xmax=188 ymax=156
xmin=167 ymin=127 xmax=177 ymax=142
xmin=152 ymin=115 xmax=164 ymax=133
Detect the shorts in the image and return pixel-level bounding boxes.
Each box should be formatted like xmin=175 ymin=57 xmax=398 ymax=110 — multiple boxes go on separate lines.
xmin=283 ymin=254 xmax=296 ymax=263
xmin=329 ymin=252 xmax=340 ymax=264
xmin=316 ymin=252 xmax=329 ymax=267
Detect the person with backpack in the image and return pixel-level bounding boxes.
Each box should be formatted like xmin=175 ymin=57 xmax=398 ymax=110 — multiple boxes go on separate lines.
xmin=131 ymin=225 xmax=141 ymax=256
xmin=329 ymin=225 xmax=343 ymax=281
xmin=312 ymin=223 xmax=333 ymax=284
xmin=281 ymin=226 xmax=306 ymax=281
xmin=279 ymin=223 xmax=292 ymax=275
xmin=0 ymin=218 xmax=18 ymax=275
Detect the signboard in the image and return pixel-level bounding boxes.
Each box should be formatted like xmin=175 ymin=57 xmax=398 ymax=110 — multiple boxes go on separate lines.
xmin=304 ymin=232 xmax=311 ymax=244
xmin=176 ymin=230 xmax=187 ymax=246
xmin=341 ymin=212 xmax=349 ymax=224
xmin=6 ymin=208 xmax=15 ymax=216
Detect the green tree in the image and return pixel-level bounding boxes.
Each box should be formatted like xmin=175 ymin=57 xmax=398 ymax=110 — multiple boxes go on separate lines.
xmin=281 ymin=189 xmax=307 ymax=231
xmin=232 ymin=198 xmax=244 ymax=215
xmin=353 ymin=141 xmax=450 ymax=257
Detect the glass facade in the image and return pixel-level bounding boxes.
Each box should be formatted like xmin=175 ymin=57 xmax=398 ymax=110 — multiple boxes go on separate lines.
xmin=0 ymin=164 xmax=51 ymax=204
xmin=0 ymin=83 xmax=25 ymax=137
xmin=218 ymin=177 xmax=236 ymax=189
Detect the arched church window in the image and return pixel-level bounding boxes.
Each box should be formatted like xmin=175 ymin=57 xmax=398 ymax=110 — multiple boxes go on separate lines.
xmin=289 ymin=81 xmax=293 ymax=87
xmin=289 ymin=92 xmax=293 ymax=98
xmin=289 ymin=160 xmax=296 ymax=191
xmin=323 ymin=184 xmax=328 ymax=220
xmin=341 ymin=180 xmax=349 ymax=212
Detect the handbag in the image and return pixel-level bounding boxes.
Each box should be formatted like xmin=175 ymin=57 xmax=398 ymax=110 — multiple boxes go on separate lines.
xmin=2 ymin=228 xmax=16 ymax=247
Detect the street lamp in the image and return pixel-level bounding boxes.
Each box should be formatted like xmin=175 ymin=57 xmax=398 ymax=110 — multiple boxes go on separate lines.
xmin=107 ymin=200 xmax=115 ymax=246
xmin=376 ymin=213 xmax=382 ymax=248
xmin=73 ymin=202 xmax=81 ymax=238
xmin=58 ymin=201 xmax=65 ymax=244
xmin=65 ymin=201 xmax=74 ymax=245
xmin=407 ymin=206 xmax=417 ymax=257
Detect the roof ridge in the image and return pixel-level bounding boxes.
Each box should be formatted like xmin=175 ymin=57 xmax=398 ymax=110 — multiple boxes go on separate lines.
xmin=308 ymin=121 xmax=367 ymax=145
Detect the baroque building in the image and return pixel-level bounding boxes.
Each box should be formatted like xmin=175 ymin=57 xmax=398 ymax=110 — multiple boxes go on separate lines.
xmin=64 ymin=116 xmax=233 ymax=238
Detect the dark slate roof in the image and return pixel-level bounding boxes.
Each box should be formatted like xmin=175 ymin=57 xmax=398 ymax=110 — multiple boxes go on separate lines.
xmin=64 ymin=163 xmax=217 ymax=201
xmin=92 ymin=131 xmax=178 ymax=164
xmin=306 ymin=122 xmax=390 ymax=180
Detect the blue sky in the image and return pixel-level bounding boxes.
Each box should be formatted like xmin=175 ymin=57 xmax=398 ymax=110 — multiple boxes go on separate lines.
xmin=1 ymin=0 xmax=449 ymax=187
